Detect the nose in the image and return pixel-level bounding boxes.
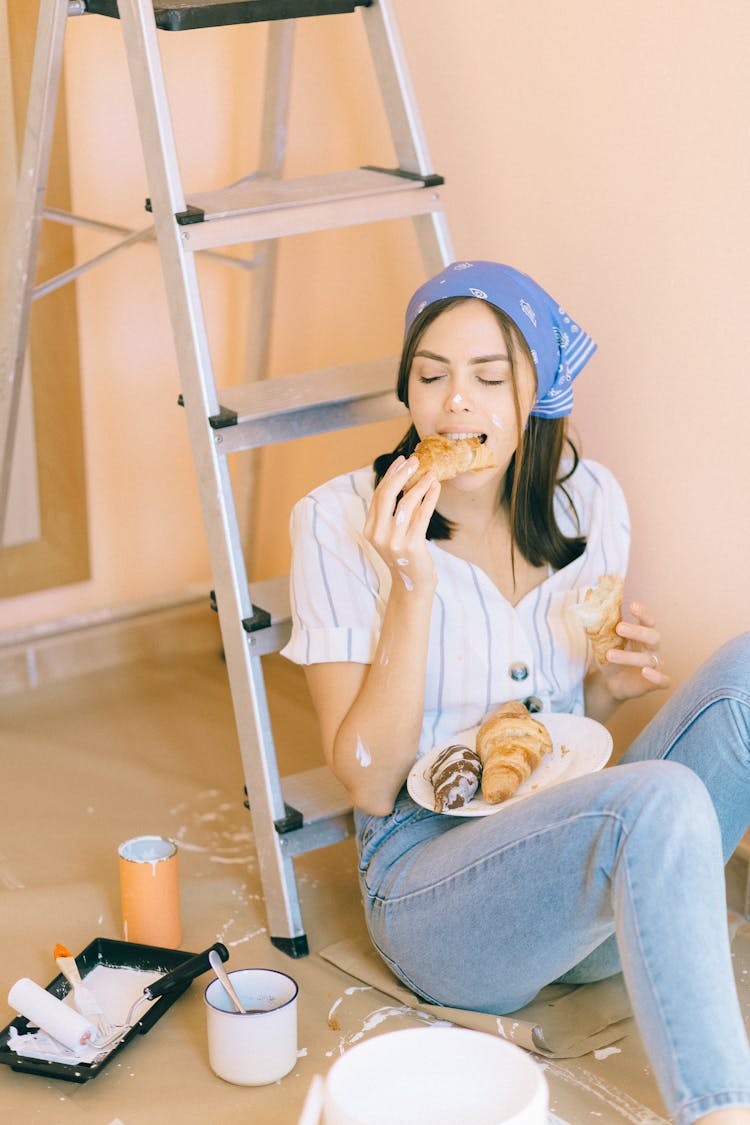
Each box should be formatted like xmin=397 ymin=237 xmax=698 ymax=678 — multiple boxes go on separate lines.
xmin=444 ymin=384 xmax=472 ymax=412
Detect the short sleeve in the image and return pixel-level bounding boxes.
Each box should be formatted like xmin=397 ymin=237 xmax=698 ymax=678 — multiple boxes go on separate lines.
xmin=555 ymin=459 xmax=631 ymax=580
xmin=280 ymin=485 xmax=388 ymax=666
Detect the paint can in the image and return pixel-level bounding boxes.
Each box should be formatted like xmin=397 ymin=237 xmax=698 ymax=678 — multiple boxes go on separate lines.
xmin=118 ymin=835 xmax=181 ymax=948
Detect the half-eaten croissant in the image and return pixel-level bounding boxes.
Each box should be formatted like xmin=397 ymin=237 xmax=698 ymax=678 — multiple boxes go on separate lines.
xmin=571 ymin=573 xmax=625 ymax=665
xmin=476 ymin=701 xmax=552 ymax=804
xmin=403 ymin=433 xmax=497 ymax=490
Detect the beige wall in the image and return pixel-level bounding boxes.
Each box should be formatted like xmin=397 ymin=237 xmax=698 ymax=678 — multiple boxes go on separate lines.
xmin=3 ymin=3 xmax=749 ymax=745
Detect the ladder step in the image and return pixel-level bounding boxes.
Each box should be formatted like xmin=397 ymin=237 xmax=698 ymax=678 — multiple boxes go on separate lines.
xmin=178 ymin=168 xmax=444 ymax=251
xmin=278 ymin=766 xmax=354 ymax=857
xmin=247 ymin=575 xmax=292 ymax=655
xmin=87 ymin=1 xmax=371 ymax=32
xmin=211 ymin=355 xmax=407 ymax=453
xmin=283 ymin=766 xmax=353 ymax=823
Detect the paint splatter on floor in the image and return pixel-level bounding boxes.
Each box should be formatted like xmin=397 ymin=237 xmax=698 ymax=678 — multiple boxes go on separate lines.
xmin=542 ymin=1059 xmax=668 ymax=1124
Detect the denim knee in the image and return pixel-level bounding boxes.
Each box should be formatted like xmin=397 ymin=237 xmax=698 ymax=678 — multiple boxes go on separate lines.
xmin=697 ymin=632 xmax=750 ymax=699
xmin=615 ymin=760 xmax=723 ymax=869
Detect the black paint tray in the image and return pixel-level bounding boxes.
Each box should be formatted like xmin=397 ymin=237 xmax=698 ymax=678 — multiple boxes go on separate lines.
xmin=0 ymin=937 xmax=218 ymax=1083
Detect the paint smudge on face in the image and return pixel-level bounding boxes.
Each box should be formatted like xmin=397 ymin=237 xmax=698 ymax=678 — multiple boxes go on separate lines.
xmin=490 ymin=413 xmax=504 ymax=429
xmin=355 ymin=737 xmax=372 ymax=768
xmin=452 ymin=394 xmax=464 ymax=405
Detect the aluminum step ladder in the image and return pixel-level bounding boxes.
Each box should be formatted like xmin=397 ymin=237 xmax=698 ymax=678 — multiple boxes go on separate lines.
xmin=1 ymin=0 xmax=453 ymax=957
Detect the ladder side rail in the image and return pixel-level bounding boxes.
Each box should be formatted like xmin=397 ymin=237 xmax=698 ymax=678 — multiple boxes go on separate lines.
xmin=245 ymin=20 xmax=295 ymax=385
xmin=257 ymin=20 xmax=295 ymax=180
xmin=361 ymin=0 xmax=453 ymax=271
xmin=362 ymin=0 xmax=434 ymax=175
xmin=116 ymin=0 xmax=307 ymax=950
xmin=238 ymin=20 xmax=295 ymax=545
xmin=0 ymin=0 xmax=70 ymax=535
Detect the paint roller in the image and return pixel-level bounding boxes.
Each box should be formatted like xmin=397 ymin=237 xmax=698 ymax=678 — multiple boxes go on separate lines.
xmin=8 ymin=942 xmax=229 ymax=1055
xmin=8 ymin=978 xmax=97 ymax=1051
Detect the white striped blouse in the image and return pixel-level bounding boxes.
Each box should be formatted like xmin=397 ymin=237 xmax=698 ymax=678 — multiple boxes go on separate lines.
xmin=281 ymin=458 xmax=630 ymax=759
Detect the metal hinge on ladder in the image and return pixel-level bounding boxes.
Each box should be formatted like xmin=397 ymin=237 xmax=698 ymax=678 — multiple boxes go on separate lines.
xmin=4 ymin=0 xmax=453 ymax=959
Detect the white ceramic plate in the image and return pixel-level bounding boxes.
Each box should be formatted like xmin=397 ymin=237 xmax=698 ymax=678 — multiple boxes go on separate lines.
xmin=407 ymin=713 xmax=613 ymax=817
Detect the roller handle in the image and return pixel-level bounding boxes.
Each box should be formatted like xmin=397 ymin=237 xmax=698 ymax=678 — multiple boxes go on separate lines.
xmin=144 ymin=942 xmax=229 ymax=1001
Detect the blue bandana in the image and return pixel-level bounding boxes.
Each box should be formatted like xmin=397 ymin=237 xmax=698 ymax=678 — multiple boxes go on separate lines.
xmin=404 ymin=261 xmax=596 ymax=418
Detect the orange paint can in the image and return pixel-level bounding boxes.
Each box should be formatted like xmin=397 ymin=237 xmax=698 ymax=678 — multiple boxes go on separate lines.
xmin=118 ymin=835 xmax=181 ymax=948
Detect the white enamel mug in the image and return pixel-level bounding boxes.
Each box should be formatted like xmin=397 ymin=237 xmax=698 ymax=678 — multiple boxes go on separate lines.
xmin=204 ymin=968 xmax=298 ymax=1085
xmin=322 ymin=1027 xmax=548 ymax=1125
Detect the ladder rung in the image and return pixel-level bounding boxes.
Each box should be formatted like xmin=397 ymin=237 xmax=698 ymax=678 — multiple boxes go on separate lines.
xmin=282 ymin=766 xmax=353 ymax=824
xmin=274 ymin=810 xmax=354 ymax=858
xmin=184 ymin=169 xmax=441 ymax=224
xmin=247 ymin=575 xmax=292 ymax=655
xmin=86 ymin=1 xmax=371 ymax=32
xmin=179 ymin=168 xmax=444 ymax=251
xmin=278 ymin=766 xmax=355 ymax=856
xmin=211 ymin=356 xmax=407 ymax=453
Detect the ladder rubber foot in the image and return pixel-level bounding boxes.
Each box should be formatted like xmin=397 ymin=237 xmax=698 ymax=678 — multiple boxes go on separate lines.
xmin=271 ymin=933 xmax=310 ymax=959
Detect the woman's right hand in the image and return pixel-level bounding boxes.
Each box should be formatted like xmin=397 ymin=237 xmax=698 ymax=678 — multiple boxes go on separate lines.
xmin=306 ymin=456 xmax=442 ymax=816
xmin=363 ymin=455 xmax=441 ymax=593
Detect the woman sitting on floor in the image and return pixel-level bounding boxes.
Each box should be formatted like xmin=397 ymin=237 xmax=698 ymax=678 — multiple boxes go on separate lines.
xmin=282 ymin=260 xmax=750 ymax=1125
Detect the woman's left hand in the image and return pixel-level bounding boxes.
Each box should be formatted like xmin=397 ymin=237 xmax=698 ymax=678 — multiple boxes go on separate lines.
xmin=600 ymin=602 xmax=672 ymax=702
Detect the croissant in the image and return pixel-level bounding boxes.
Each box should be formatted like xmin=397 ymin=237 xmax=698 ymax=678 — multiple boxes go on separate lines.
xmin=571 ymin=573 xmax=625 ymax=665
xmin=429 ymin=744 xmax=482 ymax=812
xmin=403 ymin=433 xmax=497 ymax=491
xmin=475 ymin=701 xmax=552 ymax=804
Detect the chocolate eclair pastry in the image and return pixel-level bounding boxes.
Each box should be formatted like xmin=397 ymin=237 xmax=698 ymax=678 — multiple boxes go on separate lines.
xmin=429 ymin=744 xmax=482 ymax=812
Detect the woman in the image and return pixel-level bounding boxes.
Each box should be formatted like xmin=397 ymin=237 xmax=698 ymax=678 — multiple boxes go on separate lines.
xmin=281 ymin=261 xmax=750 ymax=1124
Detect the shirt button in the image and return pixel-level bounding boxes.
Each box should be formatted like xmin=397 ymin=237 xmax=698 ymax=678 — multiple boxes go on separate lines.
xmin=509 ymin=662 xmax=529 ymax=682
xmin=524 ymin=695 xmax=543 ymax=713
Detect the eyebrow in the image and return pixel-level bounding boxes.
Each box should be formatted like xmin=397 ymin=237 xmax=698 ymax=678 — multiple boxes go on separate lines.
xmin=413 ymin=349 xmax=510 ymax=365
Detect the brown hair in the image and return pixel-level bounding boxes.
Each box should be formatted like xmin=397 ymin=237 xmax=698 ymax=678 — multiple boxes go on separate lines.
xmin=373 ymin=297 xmax=586 ymax=571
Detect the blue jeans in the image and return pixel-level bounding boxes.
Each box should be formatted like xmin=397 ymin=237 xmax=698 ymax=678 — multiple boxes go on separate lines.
xmin=354 ymin=633 xmax=750 ymax=1125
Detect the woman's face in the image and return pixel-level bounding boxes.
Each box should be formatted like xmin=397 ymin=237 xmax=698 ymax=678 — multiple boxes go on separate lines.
xmin=407 ymin=300 xmax=537 ymax=491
